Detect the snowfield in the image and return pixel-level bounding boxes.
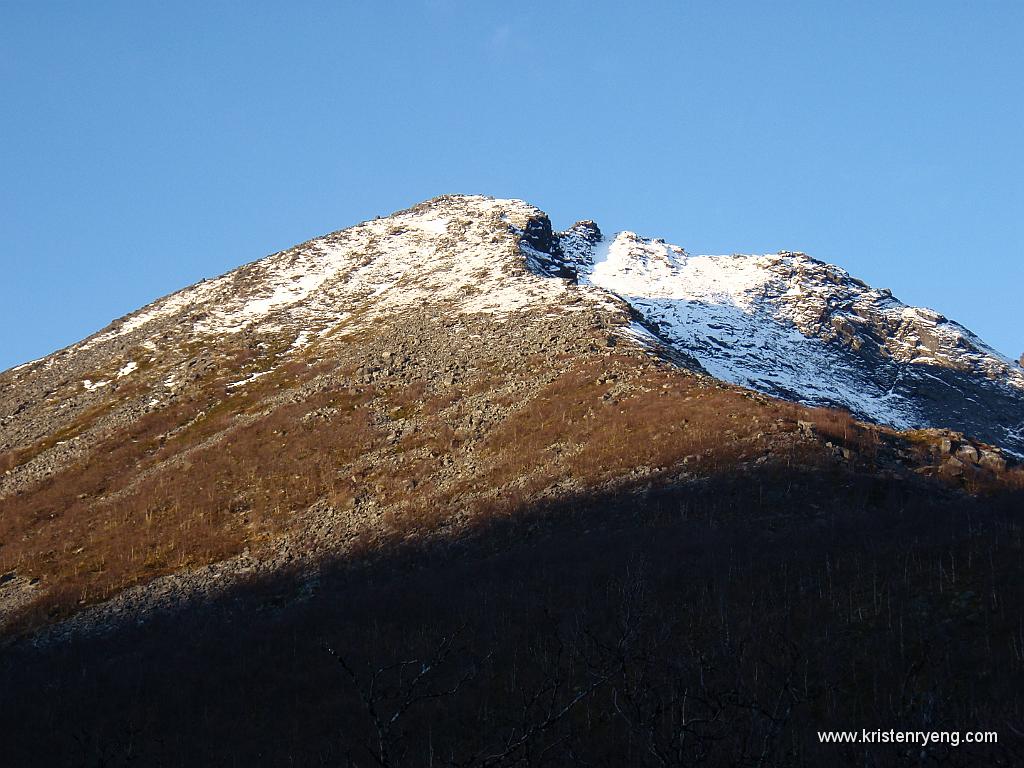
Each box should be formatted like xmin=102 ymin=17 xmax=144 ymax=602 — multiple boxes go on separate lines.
xmin=563 ymin=228 xmax=1024 ymax=446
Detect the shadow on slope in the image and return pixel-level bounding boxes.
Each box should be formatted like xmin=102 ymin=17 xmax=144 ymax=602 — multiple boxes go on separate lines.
xmin=1 ymin=464 xmax=1023 ymax=767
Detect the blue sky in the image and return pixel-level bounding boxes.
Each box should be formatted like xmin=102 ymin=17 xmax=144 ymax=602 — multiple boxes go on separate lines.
xmin=1 ymin=1 xmax=1021 ymax=370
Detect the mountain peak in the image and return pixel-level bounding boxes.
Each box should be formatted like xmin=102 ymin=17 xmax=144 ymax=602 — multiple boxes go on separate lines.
xmin=2 ymin=194 xmax=1022 ymax=486
xmin=1 ymin=192 xmax=1022 ymax=655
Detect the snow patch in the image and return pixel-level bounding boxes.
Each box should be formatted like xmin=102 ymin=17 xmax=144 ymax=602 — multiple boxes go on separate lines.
xmin=226 ymin=370 xmax=272 ymax=389
xmin=288 ymin=330 xmax=311 ymax=352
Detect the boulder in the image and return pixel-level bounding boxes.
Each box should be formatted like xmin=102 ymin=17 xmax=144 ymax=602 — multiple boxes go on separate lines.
xmin=941 ymin=457 xmax=964 ymax=476
xmin=956 ymin=444 xmax=979 ymax=463
xmin=979 ymin=450 xmax=1007 ymax=473
xmin=568 ymin=220 xmax=603 ymax=244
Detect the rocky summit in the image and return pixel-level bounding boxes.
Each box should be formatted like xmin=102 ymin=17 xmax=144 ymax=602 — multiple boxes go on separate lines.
xmin=1 ymin=195 xmax=1023 ymax=766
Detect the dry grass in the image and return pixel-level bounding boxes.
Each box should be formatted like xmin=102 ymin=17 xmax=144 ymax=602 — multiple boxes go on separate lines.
xmin=480 ymin=357 xmax=786 ymax=489
xmin=795 ymin=405 xmax=882 ymax=456
xmin=2 ymin=345 xmax=1018 ymax=631
xmin=371 ymin=356 xmax=812 ymax=541
xmin=0 ymin=399 xmax=117 ymax=472
xmin=0 ymin=359 xmax=380 ymax=627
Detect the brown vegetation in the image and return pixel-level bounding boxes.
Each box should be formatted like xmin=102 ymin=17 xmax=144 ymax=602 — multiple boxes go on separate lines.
xmin=1 ymin=343 xmax=1018 ymax=635
xmin=0 ymin=356 xmax=376 ymax=626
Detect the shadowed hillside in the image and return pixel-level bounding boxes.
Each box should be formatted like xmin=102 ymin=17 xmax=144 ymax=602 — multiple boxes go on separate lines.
xmin=2 ymin=464 xmax=1023 ymax=767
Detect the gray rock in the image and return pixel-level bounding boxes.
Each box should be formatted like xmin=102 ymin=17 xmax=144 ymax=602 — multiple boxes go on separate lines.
xmin=956 ymin=444 xmax=979 ymax=463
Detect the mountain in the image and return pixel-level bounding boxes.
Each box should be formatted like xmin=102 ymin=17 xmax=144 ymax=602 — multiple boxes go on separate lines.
xmin=1 ymin=191 xmax=1022 ymax=624
xmin=3 ymin=194 xmax=1021 ymax=492
xmin=1 ymin=195 xmax=1023 ymax=766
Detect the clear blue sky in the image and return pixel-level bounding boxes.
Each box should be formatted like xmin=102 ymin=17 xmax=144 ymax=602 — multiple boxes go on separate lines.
xmin=2 ymin=1 xmax=1022 ymax=370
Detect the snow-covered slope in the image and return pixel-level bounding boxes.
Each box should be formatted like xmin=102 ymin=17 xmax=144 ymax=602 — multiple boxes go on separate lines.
xmin=78 ymin=195 xmax=592 ymax=351
xmin=3 ymin=194 xmax=1022 ymax=465
xmin=553 ymin=227 xmax=1024 ymax=455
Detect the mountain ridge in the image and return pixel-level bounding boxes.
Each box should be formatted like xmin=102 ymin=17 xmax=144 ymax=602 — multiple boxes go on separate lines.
xmin=1 ymin=193 xmax=1022 ymax=637
xmin=2 ymin=193 xmax=1021 ymax=494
